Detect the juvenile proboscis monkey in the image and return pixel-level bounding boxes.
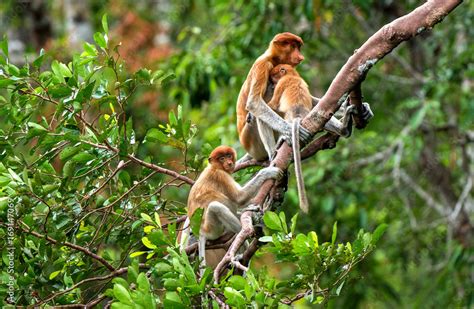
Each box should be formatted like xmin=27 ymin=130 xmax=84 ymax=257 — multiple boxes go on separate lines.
xmin=236 ymin=32 xmax=373 ymax=163
xmin=267 ymin=64 xmax=312 ymax=213
xmin=181 ymin=146 xmax=283 ymax=270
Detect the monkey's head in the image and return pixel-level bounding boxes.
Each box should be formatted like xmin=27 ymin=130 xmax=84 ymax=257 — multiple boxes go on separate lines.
xmin=270 ymin=64 xmax=299 ymax=84
xmin=269 ymin=32 xmax=305 ymax=66
xmin=208 ymin=146 xmax=236 ymax=173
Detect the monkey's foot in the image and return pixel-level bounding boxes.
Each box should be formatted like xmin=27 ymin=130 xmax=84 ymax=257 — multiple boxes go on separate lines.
xmin=231 ymin=254 xmax=248 ymax=272
xmin=246 ymin=112 xmax=254 ymax=123
xmin=358 ymin=102 xmax=374 ymax=121
xmin=298 ymin=125 xmax=313 ymax=146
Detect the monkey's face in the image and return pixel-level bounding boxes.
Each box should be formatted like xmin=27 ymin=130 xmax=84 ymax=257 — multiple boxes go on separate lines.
xmin=273 ymin=41 xmax=305 ymax=66
xmin=287 ymin=45 xmax=304 ymax=66
xmin=218 ymin=154 xmax=235 ymax=173
xmin=209 ymin=146 xmax=237 ymax=173
xmin=270 ymin=65 xmax=290 ymax=84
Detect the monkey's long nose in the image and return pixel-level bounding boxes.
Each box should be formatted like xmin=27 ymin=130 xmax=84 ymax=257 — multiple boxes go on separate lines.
xmin=298 ymin=54 xmax=305 ymax=62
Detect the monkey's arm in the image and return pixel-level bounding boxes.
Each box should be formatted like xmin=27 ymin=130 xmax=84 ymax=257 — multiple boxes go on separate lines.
xmin=236 ymin=166 xmax=283 ymax=205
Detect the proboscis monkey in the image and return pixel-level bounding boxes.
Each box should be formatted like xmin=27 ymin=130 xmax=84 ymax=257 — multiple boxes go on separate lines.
xmin=180 ymin=146 xmax=283 ymax=271
xmin=236 ymin=32 xmax=373 ymax=163
xmin=267 ymin=64 xmax=313 ymax=212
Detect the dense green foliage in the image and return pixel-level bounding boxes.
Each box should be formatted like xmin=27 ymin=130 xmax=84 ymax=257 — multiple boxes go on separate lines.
xmin=0 ymin=0 xmax=472 ymax=307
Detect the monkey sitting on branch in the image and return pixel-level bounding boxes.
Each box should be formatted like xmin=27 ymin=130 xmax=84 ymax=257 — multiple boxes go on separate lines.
xmin=180 ymin=146 xmax=283 ymax=273
xmin=236 ymin=32 xmax=374 ymax=163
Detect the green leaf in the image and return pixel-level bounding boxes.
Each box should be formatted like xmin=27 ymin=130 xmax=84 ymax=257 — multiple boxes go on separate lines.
xmin=409 ymin=105 xmax=427 ymax=129
xmin=137 ymin=273 xmax=150 ymax=293
xmin=77 ymin=81 xmax=95 ymax=102
xmin=71 ymin=152 xmax=95 ymax=164
xmin=158 ymin=72 xmax=176 ymax=85
xmin=154 ymin=212 xmax=161 ymax=228
xmin=113 ymin=284 xmax=133 ymax=305
xmin=263 ymin=211 xmax=283 ymax=232
xmin=102 ymin=14 xmax=109 ymax=33
xmin=228 ymin=276 xmax=246 ymax=290
xmin=63 ymin=161 xmax=76 ymax=177
xmin=336 ymin=280 xmax=345 ymax=296
xmin=32 ymin=49 xmax=45 ymax=68
xmin=0 ymin=79 xmax=16 ymax=88
xmin=224 ymin=287 xmax=245 ymax=307
xmin=155 ymin=262 xmax=172 ymax=274
xmin=190 ymin=208 xmax=204 ymax=236
xmin=83 ymin=42 xmax=98 ymax=56
xmin=49 ymin=270 xmax=61 ymax=280
xmin=145 ymin=128 xmax=168 ymax=143
xmin=111 ymin=303 xmax=132 ymax=309
xmin=51 ymin=60 xmax=71 ymax=79
xmin=140 ymin=213 xmax=154 ymax=224
xmin=169 ymin=110 xmax=178 ymax=126
xmin=331 ymin=221 xmax=338 ymax=245
xmin=141 ymin=237 xmax=157 ymax=249
xmin=279 ymin=211 xmax=288 ymax=234
xmin=290 ymin=213 xmax=298 ymax=234
xmin=258 ymin=236 xmax=273 ymax=243
xmin=130 ymin=251 xmax=147 ymax=258
xmin=136 ymin=68 xmax=152 ymax=82
xmin=59 ymin=146 xmax=82 ymax=161
xmin=48 ymin=84 xmax=73 ymax=98
xmin=94 ymin=32 xmax=107 ymax=49
xmin=372 ymin=223 xmax=388 ymax=244
xmin=0 ymin=35 xmax=8 ymax=57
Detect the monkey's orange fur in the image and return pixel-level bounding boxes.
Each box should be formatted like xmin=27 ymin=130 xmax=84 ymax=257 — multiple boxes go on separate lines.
xmin=236 ymin=32 xmax=305 ymax=160
xmin=268 ymin=64 xmax=312 ymax=121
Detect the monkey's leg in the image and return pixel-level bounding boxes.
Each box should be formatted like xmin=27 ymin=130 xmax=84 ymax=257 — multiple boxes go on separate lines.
xmin=207 ymin=201 xmax=242 ymax=233
xmin=198 ymin=233 xmax=207 ymax=276
xmin=257 ymin=118 xmax=277 ymax=160
xmin=179 ymin=217 xmax=191 ymax=251
xmin=247 ymin=98 xmax=312 ymax=145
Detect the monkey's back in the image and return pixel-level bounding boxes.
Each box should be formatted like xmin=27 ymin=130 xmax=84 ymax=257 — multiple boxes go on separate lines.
xmin=236 ymin=55 xmax=274 ymax=134
xmin=276 ymin=75 xmax=312 ymax=120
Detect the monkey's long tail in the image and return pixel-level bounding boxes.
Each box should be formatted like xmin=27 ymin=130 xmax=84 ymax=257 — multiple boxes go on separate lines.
xmin=292 ymin=119 xmax=309 ymax=213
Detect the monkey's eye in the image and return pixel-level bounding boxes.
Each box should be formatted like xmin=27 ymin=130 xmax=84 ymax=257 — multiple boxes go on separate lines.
xmin=219 ymin=157 xmax=226 ymax=162
xmin=280 ymin=68 xmax=286 ymax=73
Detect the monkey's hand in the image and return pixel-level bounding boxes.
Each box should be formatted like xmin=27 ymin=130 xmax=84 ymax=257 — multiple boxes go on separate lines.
xmin=259 ymin=166 xmax=284 ymax=181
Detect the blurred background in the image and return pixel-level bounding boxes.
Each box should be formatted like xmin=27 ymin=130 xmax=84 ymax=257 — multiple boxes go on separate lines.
xmin=1 ymin=0 xmax=472 ymax=307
